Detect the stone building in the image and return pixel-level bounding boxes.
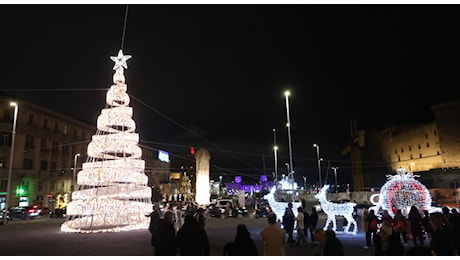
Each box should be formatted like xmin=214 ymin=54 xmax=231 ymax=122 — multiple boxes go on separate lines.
xmin=0 ymin=96 xmax=161 ymax=210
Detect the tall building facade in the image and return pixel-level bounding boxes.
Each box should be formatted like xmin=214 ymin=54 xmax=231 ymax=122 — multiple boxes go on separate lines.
xmin=0 ymin=96 xmax=163 ymax=210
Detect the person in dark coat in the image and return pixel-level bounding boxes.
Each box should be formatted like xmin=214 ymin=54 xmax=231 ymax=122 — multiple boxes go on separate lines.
xmin=223 ymin=224 xmax=258 ymax=255
xmin=408 ymin=205 xmax=424 ymax=247
xmin=282 ymin=202 xmax=296 ymax=245
xmin=364 ymin=209 xmax=381 ymax=249
xmin=148 ymin=204 xmax=161 ymax=234
xmin=309 ymin=206 xmax=319 ymax=243
xmin=151 ymin=211 xmax=176 ymax=256
xmin=430 ymin=212 xmax=455 ymax=256
xmin=314 ymin=229 xmax=345 ymax=256
xmin=176 ymin=212 xmax=210 ymax=255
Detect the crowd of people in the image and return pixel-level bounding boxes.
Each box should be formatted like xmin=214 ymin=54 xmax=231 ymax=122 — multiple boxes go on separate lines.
xmin=148 ymin=200 xmax=460 ymax=256
xmin=362 ymin=206 xmax=460 ymax=256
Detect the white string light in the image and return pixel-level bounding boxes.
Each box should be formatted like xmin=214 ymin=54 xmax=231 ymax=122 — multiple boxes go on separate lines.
xmin=371 ymin=168 xmax=431 ymax=217
xmin=315 ymin=185 xmax=358 ymax=235
xmin=61 ymin=50 xmax=152 ymax=233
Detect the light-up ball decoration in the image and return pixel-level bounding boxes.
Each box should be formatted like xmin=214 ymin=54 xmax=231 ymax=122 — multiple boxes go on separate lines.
xmin=379 ymin=168 xmax=431 ymax=217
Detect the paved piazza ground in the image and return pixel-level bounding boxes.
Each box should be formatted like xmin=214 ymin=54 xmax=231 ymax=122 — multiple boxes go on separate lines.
xmin=0 ymin=213 xmax=383 ymax=256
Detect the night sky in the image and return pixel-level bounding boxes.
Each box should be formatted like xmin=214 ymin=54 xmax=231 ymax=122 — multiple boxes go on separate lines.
xmin=1 ymin=4 xmax=460 ymax=185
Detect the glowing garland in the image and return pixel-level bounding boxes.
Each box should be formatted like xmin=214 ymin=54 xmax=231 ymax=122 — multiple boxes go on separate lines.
xmin=61 ymin=50 xmax=152 ymax=233
xmin=315 ymin=185 xmax=358 ymax=235
xmin=370 ymin=168 xmax=431 ymax=217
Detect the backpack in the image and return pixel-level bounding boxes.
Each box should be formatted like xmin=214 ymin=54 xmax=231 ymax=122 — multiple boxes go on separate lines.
xmin=396 ymin=220 xmax=405 ymax=231
xmin=369 ymin=219 xmax=378 ymax=230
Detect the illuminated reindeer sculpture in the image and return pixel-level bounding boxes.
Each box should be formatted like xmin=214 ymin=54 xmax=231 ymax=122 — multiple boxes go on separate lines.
xmin=263 ymin=186 xmax=301 ymax=223
xmin=314 ymin=185 xmax=358 ymax=235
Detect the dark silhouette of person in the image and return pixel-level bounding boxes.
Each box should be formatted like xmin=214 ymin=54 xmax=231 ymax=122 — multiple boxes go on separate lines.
xmin=314 ymin=229 xmax=345 ymax=256
xmin=282 ymin=202 xmax=296 ymax=245
xmin=364 ymin=209 xmax=380 ymax=249
xmin=374 ymin=220 xmax=404 ymax=255
xmin=176 ymin=212 xmax=210 ymax=255
xmin=148 ymin=204 xmax=161 ymax=234
xmin=223 ymin=224 xmax=258 ymax=255
xmin=260 ymin=213 xmax=286 ymax=256
xmin=408 ymin=205 xmax=424 ymax=246
xmin=393 ymin=209 xmax=408 ymax=246
xmin=152 ymin=211 xmax=176 ymax=256
xmin=309 ymin=206 xmax=319 ymax=243
xmin=430 ymin=212 xmax=455 ymax=256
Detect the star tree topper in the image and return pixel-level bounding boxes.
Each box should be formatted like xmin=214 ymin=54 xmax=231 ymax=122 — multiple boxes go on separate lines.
xmin=110 ymin=49 xmax=132 ymax=70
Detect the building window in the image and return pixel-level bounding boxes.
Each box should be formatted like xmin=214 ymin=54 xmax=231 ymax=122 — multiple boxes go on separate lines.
xmin=0 ymin=180 xmax=7 ymax=191
xmin=23 ymin=158 xmax=33 ymax=169
xmin=28 ymin=113 xmax=34 ymax=125
xmin=418 ymin=144 xmax=421 ymax=149
xmin=40 ymin=138 xmax=47 ymax=149
xmin=419 ymin=153 xmax=422 ymax=158
xmin=425 ymin=133 xmax=428 ymax=139
xmin=63 ymin=125 xmax=68 ymax=135
xmin=401 ymin=147 xmax=404 ymax=153
xmin=434 ymin=130 xmax=437 ymax=136
xmin=52 ymin=141 xmax=60 ymax=155
xmin=408 ymin=145 xmax=412 ymax=151
xmin=40 ymin=160 xmax=48 ymax=171
xmin=50 ymin=161 xmax=57 ymax=171
xmin=394 ymin=149 xmax=397 ymax=154
xmin=410 ymin=154 xmax=413 ymax=159
xmin=426 ymin=142 xmax=430 ymax=148
xmin=397 ymin=155 xmax=401 ymax=162
xmin=43 ymin=118 xmax=48 ymax=129
xmin=0 ymin=158 xmax=5 ymax=168
xmin=1 ymin=133 xmax=9 ymax=146
xmin=25 ymin=135 xmax=34 ymax=149
xmin=54 ymin=122 xmax=59 ymax=133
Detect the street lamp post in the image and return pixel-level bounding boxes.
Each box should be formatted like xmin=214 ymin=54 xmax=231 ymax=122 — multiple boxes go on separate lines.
xmin=284 ymin=91 xmax=294 ymax=202
xmin=72 ymin=153 xmax=80 ymax=199
xmin=3 ymin=102 xmax=18 ymax=225
xmin=219 ymin=175 xmax=222 ymax=197
xmin=313 ymin=144 xmax=322 ymax=188
xmin=273 ymin=128 xmax=278 ymax=184
xmin=332 ymin=167 xmax=339 ymax=193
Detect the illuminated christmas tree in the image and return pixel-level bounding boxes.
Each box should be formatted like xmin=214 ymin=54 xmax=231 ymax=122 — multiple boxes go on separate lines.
xmin=61 ymin=50 xmax=152 ymax=233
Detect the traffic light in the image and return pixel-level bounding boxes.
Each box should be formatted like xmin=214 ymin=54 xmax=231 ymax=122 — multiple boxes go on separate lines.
xmin=15 ymin=186 xmax=26 ymax=196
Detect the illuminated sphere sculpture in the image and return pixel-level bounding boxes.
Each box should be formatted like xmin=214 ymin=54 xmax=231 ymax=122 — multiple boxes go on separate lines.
xmin=61 ymin=50 xmax=152 ymax=233
xmin=378 ymin=168 xmax=431 ymax=217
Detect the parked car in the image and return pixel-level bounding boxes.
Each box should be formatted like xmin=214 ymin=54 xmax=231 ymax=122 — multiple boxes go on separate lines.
xmin=253 ymin=200 xmax=272 ymax=218
xmin=24 ymin=205 xmax=41 ymax=217
xmin=8 ymin=207 xmax=37 ymax=220
xmin=39 ymin=207 xmax=51 ymax=215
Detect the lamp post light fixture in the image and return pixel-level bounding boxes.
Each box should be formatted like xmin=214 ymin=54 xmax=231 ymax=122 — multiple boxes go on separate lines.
xmin=284 ymin=91 xmax=294 ymax=202
xmin=3 ymin=102 xmax=18 ymax=225
xmin=219 ymin=175 xmax=223 ymax=197
xmin=273 ymin=128 xmax=278 ymax=185
xmin=332 ymin=167 xmax=339 ymax=193
xmin=313 ymin=144 xmax=322 ymax=188
xmin=72 ymin=153 xmax=81 ymax=199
